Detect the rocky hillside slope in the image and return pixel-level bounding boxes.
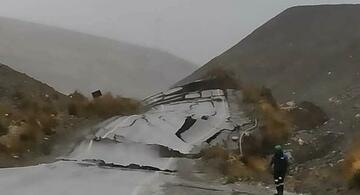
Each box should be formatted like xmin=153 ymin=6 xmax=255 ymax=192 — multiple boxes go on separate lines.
xmin=0 ymin=63 xmax=141 ymax=167
xmin=0 ymin=17 xmax=196 ymax=98
xmin=0 ymin=63 xmax=69 ymax=108
xmin=178 ymin=5 xmax=360 ymax=194
xmin=180 ymin=4 xmax=360 ymax=133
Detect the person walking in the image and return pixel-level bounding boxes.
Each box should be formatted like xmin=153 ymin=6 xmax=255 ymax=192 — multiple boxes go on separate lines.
xmin=270 ymin=145 xmax=289 ymax=195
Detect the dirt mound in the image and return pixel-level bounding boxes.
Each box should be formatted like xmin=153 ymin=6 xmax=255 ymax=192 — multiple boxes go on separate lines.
xmin=288 ymin=101 xmax=329 ymax=130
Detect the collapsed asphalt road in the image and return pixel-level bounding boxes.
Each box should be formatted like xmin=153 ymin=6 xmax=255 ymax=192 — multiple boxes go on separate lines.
xmin=0 ymin=88 xmax=297 ymax=195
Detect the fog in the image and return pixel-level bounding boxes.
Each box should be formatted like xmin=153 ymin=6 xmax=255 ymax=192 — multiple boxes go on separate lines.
xmin=0 ymin=0 xmax=359 ymax=65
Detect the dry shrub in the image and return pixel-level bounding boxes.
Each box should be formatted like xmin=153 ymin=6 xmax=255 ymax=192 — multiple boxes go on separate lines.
xmin=242 ymin=86 xmax=291 ymax=152
xmin=0 ymin=125 xmax=23 ymax=153
xmin=0 ymin=122 xmax=42 ymax=154
xmin=224 ymin=161 xmax=255 ymax=183
xmin=13 ymin=96 xmax=59 ymax=135
xmin=0 ymin=113 xmax=57 ymax=154
xmin=0 ymin=95 xmax=60 ymax=155
xmin=69 ymin=90 xmax=88 ymax=102
xmin=17 ymin=98 xmax=40 ymax=113
xmin=258 ymin=99 xmax=291 ymax=146
xmin=0 ymin=121 xmax=8 ymax=136
xmin=242 ymin=86 xmax=277 ymax=107
xmin=0 ymin=114 xmax=57 ymax=154
xmin=28 ymin=112 xmax=58 ymax=135
xmin=201 ymin=145 xmax=269 ymax=183
xmin=244 ymin=156 xmax=268 ymax=172
xmin=67 ymin=103 xmax=78 ymax=116
xmin=350 ymin=171 xmax=360 ymax=189
xmin=206 ymin=67 xmax=240 ymax=89
xmin=41 ymin=104 xmax=58 ymax=116
xmin=87 ymin=93 xmax=141 ymax=118
xmin=0 ymin=103 xmax=11 ymax=136
xmin=0 ymin=103 xmax=12 ymax=115
xmin=344 ymin=140 xmax=360 ymax=189
xmin=67 ymin=91 xmax=89 ymax=116
xmin=242 ymin=85 xmax=263 ymax=104
xmin=68 ymin=91 xmax=142 ymax=118
xmin=201 ymin=145 xmax=229 ymax=161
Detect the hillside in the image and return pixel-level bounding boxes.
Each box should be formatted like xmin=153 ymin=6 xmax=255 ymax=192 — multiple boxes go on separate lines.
xmin=0 ymin=63 xmax=142 ymax=166
xmin=0 ymin=63 xmax=70 ymax=164
xmin=178 ymin=5 xmax=360 ymax=194
xmin=0 ymin=63 xmax=69 ymax=108
xmin=0 ymin=17 xmax=196 ymax=98
xmin=180 ymin=4 xmax=360 ymax=131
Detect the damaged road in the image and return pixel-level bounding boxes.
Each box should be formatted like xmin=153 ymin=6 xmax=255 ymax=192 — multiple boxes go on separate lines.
xmin=0 ymin=87 xmax=297 ymax=195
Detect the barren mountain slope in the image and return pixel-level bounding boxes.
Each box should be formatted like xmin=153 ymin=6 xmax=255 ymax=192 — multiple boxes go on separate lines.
xmin=0 ymin=63 xmax=69 ymax=106
xmin=180 ymin=4 xmax=360 ymax=132
xmin=0 ymin=17 xmax=196 ymax=98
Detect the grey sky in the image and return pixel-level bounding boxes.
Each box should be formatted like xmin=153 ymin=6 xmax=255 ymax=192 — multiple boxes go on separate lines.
xmin=0 ymin=0 xmax=359 ymax=65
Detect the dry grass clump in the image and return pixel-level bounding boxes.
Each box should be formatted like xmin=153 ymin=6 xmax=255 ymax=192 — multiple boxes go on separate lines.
xmin=0 ymin=121 xmax=8 ymax=136
xmin=242 ymin=86 xmax=277 ymax=107
xmin=242 ymin=86 xmax=291 ymax=152
xmin=258 ymin=99 xmax=291 ymax=147
xmin=0 ymin=115 xmax=57 ymax=154
xmin=67 ymin=91 xmax=89 ymax=116
xmin=201 ymin=145 xmax=229 ymax=161
xmin=0 ymin=122 xmax=42 ymax=154
xmin=201 ymin=145 xmax=269 ymax=183
xmin=28 ymin=112 xmax=58 ymax=135
xmin=0 ymin=89 xmax=141 ymax=157
xmin=0 ymin=103 xmax=11 ymax=136
xmin=67 ymin=103 xmax=78 ymax=116
xmin=0 ymin=102 xmax=12 ymax=114
xmin=0 ymin=94 xmax=60 ymax=155
xmin=344 ymin=140 xmax=360 ymax=189
xmin=68 ymin=91 xmax=142 ymax=118
xmin=87 ymin=93 xmax=141 ymax=118
xmin=349 ymin=171 xmax=360 ymax=189
xmin=206 ymin=67 xmax=240 ymax=89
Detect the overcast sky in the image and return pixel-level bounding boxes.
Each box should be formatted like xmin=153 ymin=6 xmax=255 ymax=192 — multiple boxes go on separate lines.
xmin=0 ymin=0 xmax=359 ymax=65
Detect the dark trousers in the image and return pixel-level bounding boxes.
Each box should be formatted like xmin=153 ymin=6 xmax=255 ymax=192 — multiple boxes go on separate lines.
xmin=274 ymin=173 xmax=285 ymax=195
